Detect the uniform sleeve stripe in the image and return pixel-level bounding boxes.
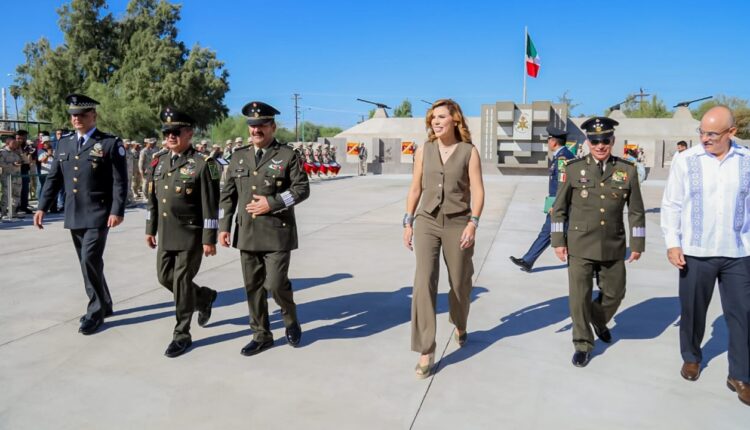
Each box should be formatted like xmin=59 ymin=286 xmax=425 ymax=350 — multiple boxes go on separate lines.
xmin=551 ymin=222 xmax=564 ymax=232
xmin=632 ymin=226 xmax=646 ymax=237
xmin=203 ymin=219 xmax=218 ymax=229
xmin=281 ymin=191 xmax=295 ymax=207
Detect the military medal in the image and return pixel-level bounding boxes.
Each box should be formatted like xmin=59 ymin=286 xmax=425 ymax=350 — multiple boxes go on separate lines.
xmin=239 ymin=159 xmax=244 ymax=164
xmin=90 ymin=143 xmax=104 ymax=157
xmin=175 ymin=186 xmax=182 ymax=193
xmin=580 ymin=169 xmax=586 ymax=176
xmin=580 ymin=189 xmax=589 ymax=198
xmin=612 ymin=192 xmax=619 ymax=199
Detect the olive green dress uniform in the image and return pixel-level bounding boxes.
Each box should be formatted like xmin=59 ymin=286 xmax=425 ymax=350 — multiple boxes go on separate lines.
xmin=412 ymin=141 xmax=475 ymax=354
xmin=146 ymin=145 xmax=220 ymax=343
xmin=551 ymin=154 xmax=645 ymax=352
xmin=219 ymin=139 xmax=310 ymax=342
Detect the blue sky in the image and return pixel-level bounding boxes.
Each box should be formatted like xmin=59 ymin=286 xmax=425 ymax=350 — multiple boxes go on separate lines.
xmin=2 ymin=0 xmax=749 ymax=129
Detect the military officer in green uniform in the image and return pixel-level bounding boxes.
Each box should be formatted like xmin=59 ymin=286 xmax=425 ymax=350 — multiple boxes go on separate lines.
xmin=551 ymin=117 xmax=646 ymax=367
xmin=219 ymin=101 xmax=310 ymax=357
xmin=146 ymin=108 xmax=220 ymax=358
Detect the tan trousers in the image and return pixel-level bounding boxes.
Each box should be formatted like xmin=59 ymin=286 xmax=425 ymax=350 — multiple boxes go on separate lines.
xmin=411 ymin=210 xmax=474 ymax=354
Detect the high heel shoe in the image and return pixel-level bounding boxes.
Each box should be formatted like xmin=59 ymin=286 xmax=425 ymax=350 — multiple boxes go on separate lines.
xmin=415 ymin=354 xmax=434 ymax=379
xmin=454 ymin=329 xmax=468 ymax=347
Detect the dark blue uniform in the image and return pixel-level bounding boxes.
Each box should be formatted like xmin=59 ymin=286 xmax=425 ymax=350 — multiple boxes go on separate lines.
xmin=519 ymin=145 xmax=575 ymax=268
xmin=38 ymin=128 xmax=128 ymax=320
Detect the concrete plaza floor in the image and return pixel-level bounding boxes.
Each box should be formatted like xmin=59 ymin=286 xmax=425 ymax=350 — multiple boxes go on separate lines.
xmin=0 ymin=174 xmax=745 ymax=429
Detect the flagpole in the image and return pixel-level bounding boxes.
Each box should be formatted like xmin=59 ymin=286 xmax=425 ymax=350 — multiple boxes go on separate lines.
xmin=523 ymin=26 xmax=527 ymax=104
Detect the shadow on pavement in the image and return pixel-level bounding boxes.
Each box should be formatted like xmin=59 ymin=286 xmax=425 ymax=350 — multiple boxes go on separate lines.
xmin=593 ymin=296 xmax=680 ymax=358
xmin=438 ymin=296 xmax=570 ymax=372
xmin=531 ymin=264 xmax=567 ymax=273
xmin=700 ymin=315 xmax=729 ymax=371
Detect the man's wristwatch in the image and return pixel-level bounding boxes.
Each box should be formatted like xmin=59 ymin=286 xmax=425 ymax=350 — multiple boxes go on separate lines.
xmin=469 ymin=216 xmax=480 ymax=228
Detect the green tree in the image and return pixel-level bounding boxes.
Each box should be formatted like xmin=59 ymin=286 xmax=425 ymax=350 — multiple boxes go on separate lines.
xmin=14 ymin=0 xmax=229 ymax=139
xmin=622 ymin=94 xmax=672 ymax=118
xmin=368 ymin=108 xmax=376 ymax=119
xmin=393 ymin=99 xmax=412 ymax=118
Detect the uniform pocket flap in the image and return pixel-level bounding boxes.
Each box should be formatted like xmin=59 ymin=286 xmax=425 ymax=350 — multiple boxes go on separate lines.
xmin=569 ymin=221 xmax=588 ymax=232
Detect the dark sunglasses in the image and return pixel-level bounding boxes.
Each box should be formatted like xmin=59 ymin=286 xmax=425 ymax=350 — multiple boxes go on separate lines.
xmin=163 ymin=128 xmax=185 ymax=137
xmin=590 ymin=138 xmax=612 ymax=146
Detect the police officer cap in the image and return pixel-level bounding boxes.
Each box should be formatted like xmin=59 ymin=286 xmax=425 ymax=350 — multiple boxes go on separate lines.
xmin=160 ymin=107 xmax=195 ymax=133
xmin=242 ymin=101 xmax=280 ymax=126
xmin=580 ymin=116 xmax=619 ymax=140
xmin=66 ymin=94 xmax=99 ymax=114
xmin=545 ymin=125 xmax=567 ymax=140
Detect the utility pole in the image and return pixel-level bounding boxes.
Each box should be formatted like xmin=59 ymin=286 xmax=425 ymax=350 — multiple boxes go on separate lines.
xmin=292 ymin=93 xmax=301 ymax=142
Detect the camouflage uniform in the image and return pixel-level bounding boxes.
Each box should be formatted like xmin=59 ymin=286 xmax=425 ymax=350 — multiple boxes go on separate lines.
xmin=0 ymin=146 xmax=22 ymax=217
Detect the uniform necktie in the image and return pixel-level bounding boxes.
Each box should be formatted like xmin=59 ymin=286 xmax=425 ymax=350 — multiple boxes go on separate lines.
xmin=78 ymin=136 xmax=85 ymax=152
xmin=255 ymin=149 xmax=263 ymax=165
xmin=171 ymin=154 xmax=179 ymax=167
xmin=598 ymin=161 xmax=604 ymax=175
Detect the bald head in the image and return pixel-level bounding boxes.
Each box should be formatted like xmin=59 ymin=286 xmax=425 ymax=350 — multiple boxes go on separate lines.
xmin=699 ymin=105 xmax=736 ymax=159
xmin=701 ymin=105 xmax=735 ymax=129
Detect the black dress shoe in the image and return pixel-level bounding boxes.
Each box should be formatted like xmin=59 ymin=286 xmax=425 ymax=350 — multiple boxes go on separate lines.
xmin=572 ymin=351 xmax=591 ymax=367
xmin=197 ymin=289 xmax=218 ymax=327
xmin=79 ymin=308 xmax=113 ymax=323
xmin=79 ymin=317 xmax=103 ymax=335
xmin=164 ymin=339 xmax=192 ymax=358
xmin=286 ymin=323 xmax=302 ymax=347
xmin=593 ymin=323 xmax=612 ymax=343
xmin=241 ymin=339 xmax=274 ymax=356
xmin=509 ymin=256 xmax=532 ymax=272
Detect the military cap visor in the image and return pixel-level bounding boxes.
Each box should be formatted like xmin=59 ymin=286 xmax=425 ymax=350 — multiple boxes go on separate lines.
xmin=160 ymin=107 xmax=195 ymax=132
xmin=581 ymin=117 xmax=619 ymax=138
xmin=242 ymin=101 xmax=280 ymax=126
xmin=545 ymin=125 xmax=567 ymax=140
xmin=65 ymin=94 xmax=99 ymax=114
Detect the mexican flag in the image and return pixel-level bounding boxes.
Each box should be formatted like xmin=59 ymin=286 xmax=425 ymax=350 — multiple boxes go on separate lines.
xmin=525 ymin=33 xmax=540 ymax=78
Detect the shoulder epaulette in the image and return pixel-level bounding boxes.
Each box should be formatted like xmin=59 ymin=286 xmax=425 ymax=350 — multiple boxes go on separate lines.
xmin=614 ymin=156 xmax=634 ymax=166
xmin=566 ymin=157 xmax=585 ymax=165
xmin=234 ymin=145 xmax=251 ymax=152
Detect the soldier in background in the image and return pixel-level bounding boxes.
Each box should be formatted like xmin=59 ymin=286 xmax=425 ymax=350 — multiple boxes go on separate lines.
xmin=139 ymin=138 xmax=160 ymax=198
xmin=510 ymin=126 xmax=575 ymax=272
xmin=358 ymin=142 xmax=368 ymax=176
xmin=551 ymin=117 xmax=645 ymax=368
xmin=0 ymin=136 xmax=23 ymax=219
xmin=124 ymin=140 xmax=137 ymax=207
xmin=219 ymin=101 xmax=310 ymax=357
xmin=146 ymin=108 xmax=220 ymax=358
xmin=131 ymin=141 xmax=143 ymax=200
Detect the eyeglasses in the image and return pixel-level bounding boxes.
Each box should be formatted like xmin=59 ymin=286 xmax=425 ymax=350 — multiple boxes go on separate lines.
xmin=589 ymin=138 xmax=612 ymax=146
xmin=163 ymin=128 xmax=184 ymax=137
xmin=697 ymin=127 xmax=732 ymax=140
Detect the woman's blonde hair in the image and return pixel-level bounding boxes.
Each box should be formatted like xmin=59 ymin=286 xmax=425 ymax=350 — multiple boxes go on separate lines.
xmin=425 ymin=99 xmax=472 ymax=144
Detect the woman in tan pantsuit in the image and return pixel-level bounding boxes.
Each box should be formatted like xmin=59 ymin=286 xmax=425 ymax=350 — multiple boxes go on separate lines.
xmin=403 ymin=99 xmax=485 ymax=378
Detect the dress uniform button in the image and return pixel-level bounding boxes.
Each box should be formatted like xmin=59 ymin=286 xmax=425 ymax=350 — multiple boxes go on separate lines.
xmin=600 ymin=182 xmax=604 ymax=187
xmin=600 ymin=220 xmax=606 ymax=225
xmin=75 ymin=156 xmax=79 ymax=160
xmin=164 ymin=185 xmax=169 ymax=189
xmin=168 ymin=173 xmax=172 ymax=177
xmin=73 ymin=177 xmax=78 ymax=182
xmin=252 ymin=214 xmax=257 ymax=219
xmin=74 ymin=166 xmax=79 ymax=171
xmin=162 ymin=199 xmax=166 ymax=203
xmin=600 ymin=208 xmax=605 ymax=213
xmin=600 ymin=194 xmax=605 ymax=199
xmin=252 ymin=186 xmax=256 ymax=190
xmin=73 ymin=189 xmax=78 ymax=193
xmin=253 ymin=171 xmax=258 ymax=176
xmin=438 ymin=184 xmax=442 ymax=187
xmin=163 ymin=212 xmax=167 ymax=217
xmin=282 ymin=223 xmax=286 ymax=227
